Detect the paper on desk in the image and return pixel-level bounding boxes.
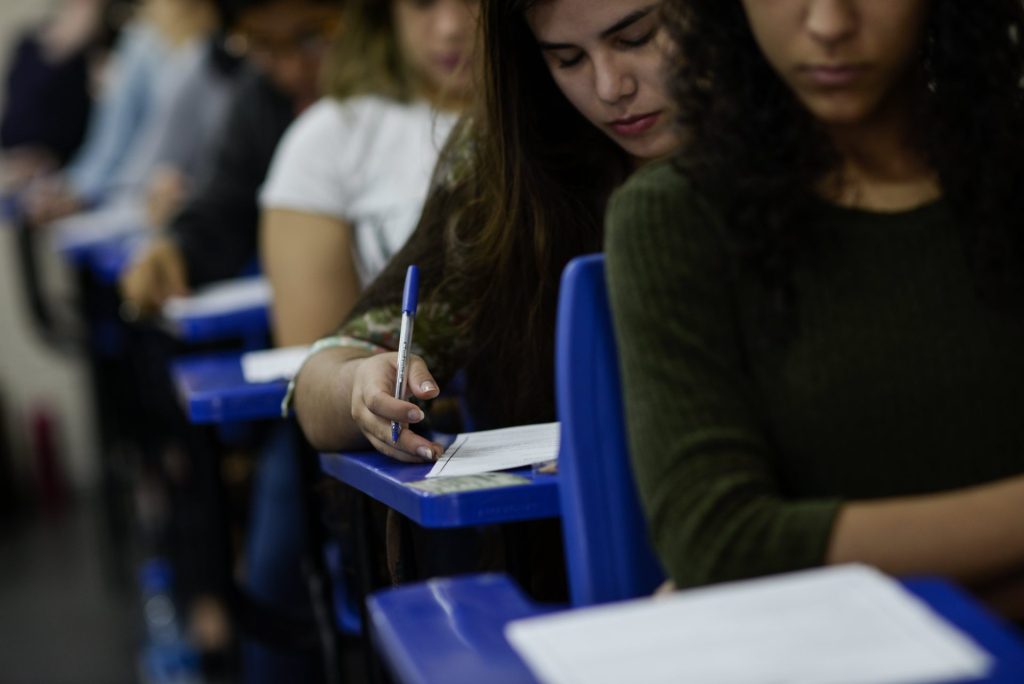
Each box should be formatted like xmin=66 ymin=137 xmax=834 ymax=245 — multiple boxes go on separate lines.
xmin=163 ymin=276 xmax=271 ymax=320
xmin=506 ymin=564 xmax=992 ymax=684
xmin=241 ymin=346 xmax=309 ymax=383
xmin=52 ymin=200 xmax=145 ymax=250
xmin=425 ymin=422 xmax=559 ymax=479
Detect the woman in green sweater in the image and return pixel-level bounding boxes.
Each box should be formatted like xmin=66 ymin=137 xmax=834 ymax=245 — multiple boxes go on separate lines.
xmin=606 ymin=0 xmax=1024 ymax=616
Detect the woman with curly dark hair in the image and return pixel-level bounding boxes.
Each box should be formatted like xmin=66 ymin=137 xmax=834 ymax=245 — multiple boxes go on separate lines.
xmin=607 ymin=0 xmax=1024 ymax=616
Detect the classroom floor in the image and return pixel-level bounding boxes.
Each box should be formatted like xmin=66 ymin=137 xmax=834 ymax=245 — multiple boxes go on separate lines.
xmin=0 ymin=498 xmax=138 ymax=683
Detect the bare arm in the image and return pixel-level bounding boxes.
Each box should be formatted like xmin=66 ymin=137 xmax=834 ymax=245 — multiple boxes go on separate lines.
xmin=828 ymin=474 xmax=1024 ymax=585
xmin=260 ymin=208 xmax=362 ymax=347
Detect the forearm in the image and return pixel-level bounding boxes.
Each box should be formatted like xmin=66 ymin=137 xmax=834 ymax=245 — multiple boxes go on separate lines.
xmin=293 ymin=347 xmax=374 ymax=451
xmin=828 ymin=474 xmax=1024 ymax=584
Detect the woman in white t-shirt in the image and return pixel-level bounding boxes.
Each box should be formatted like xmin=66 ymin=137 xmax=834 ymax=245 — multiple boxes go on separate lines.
xmin=259 ymin=0 xmax=478 ymax=347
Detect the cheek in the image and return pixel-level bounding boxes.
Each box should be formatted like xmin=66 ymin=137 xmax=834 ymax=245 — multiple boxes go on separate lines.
xmin=870 ymin=8 xmax=929 ymax=72
xmin=396 ymin=11 xmax=433 ymax=64
xmin=635 ymin=56 xmax=671 ymax=107
xmin=741 ymin=6 xmax=792 ymax=72
xmin=549 ymin=70 xmax=601 ymax=126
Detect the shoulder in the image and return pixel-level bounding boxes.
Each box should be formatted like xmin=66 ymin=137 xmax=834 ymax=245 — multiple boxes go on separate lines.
xmin=278 ymin=95 xmax=413 ymax=154
xmin=267 ymin=98 xmax=351 ymax=171
xmin=606 ymin=159 xmax=727 ymax=260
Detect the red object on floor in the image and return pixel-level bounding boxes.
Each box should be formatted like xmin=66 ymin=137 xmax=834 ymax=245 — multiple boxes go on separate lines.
xmin=32 ymin=405 xmax=68 ymax=515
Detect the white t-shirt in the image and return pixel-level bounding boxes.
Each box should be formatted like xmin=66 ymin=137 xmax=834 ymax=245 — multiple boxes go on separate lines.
xmin=259 ymin=95 xmax=458 ymax=285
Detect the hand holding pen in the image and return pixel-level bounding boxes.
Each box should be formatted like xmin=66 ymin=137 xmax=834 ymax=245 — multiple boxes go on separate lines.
xmin=392 ymin=265 xmax=420 ymax=445
xmin=347 ymin=264 xmax=443 ymax=462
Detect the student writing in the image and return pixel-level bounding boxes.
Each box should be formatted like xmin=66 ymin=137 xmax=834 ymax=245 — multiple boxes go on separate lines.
xmin=119 ymin=0 xmax=342 ymax=312
xmin=292 ymin=0 xmax=681 ymax=463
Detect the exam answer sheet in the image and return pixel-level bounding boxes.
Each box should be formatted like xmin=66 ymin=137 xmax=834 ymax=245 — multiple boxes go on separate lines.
xmin=426 ymin=422 xmax=559 ymax=478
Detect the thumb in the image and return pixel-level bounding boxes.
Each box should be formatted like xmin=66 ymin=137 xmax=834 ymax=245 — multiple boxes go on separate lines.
xmin=406 ymin=354 xmax=440 ymax=400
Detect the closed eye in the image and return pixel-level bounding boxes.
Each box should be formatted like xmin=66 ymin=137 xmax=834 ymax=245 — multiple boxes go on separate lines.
xmin=619 ymin=28 xmax=656 ymax=49
xmin=556 ymin=51 xmax=586 ymax=68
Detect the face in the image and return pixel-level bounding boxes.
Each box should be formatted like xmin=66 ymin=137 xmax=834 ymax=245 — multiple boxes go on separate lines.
xmin=527 ymin=0 xmax=679 ymax=163
xmin=740 ymin=0 xmax=930 ymax=128
xmin=234 ymin=1 xmax=343 ymax=107
xmin=394 ymin=0 xmax=479 ymax=103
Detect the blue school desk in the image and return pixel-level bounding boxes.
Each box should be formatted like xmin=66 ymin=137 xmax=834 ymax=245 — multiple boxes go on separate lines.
xmin=57 ymin=228 xmax=133 ymax=269
xmin=168 ymin=352 xmax=558 ymax=527
xmin=367 ymin=573 xmax=1024 ymax=684
xmin=170 ymin=351 xmax=288 ymax=424
xmin=318 ymin=452 xmax=560 ymax=529
xmin=163 ymin=300 xmax=269 ymax=347
xmin=91 ymin=233 xmax=146 ymax=284
xmin=1 ymin=192 xmax=22 ymax=222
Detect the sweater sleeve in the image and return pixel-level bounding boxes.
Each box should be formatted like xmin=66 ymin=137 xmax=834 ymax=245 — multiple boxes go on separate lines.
xmin=604 ymin=161 xmax=841 ymax=588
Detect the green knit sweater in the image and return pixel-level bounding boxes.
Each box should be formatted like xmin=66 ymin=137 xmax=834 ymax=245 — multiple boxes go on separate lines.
xmin=605 ymin=160 xmax=1024 ymax=589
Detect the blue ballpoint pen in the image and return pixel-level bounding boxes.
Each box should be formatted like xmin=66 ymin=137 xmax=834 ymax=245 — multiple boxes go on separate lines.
xmin=391 ymin=265 xmax=420 ymax=444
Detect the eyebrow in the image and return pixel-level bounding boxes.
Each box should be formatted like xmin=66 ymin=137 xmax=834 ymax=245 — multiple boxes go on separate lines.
xmin=536 ymin=5 xmax=658 ymax=51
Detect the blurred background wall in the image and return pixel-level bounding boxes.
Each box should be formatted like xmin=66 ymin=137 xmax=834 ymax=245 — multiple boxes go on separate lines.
xmin=0 ymin=0 xmax=100 ymax=493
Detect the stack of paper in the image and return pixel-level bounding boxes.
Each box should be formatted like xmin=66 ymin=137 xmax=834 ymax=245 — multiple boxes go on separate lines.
xmin=506 ymin=564 xmax=992 ymax=684
xmin=426 ymin=422 xmax=559 ymax=479
xmin=163 ymin=275 xmax=271 ymax=320
xmin=241 ymin=346 xmax=309 ymax=383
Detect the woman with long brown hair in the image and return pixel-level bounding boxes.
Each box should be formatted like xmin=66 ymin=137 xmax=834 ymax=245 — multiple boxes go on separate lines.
xmin=290 ymin=0 xmax=680 ymax=461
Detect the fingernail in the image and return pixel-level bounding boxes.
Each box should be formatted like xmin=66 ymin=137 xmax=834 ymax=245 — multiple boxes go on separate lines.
xmin=416 ymin=446 xmax=433 ymax=460
xmin=408 ymin=408 xmax=424 ymax=422
xmin=421 ymin=381 xmax=435 ymax=393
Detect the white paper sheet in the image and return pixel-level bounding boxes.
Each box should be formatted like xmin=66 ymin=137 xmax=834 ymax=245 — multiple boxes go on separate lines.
xmin=52 ymin=200 xmax=145 ymax=250
xmin=506 ymin=564 xmax=992 ymax=684
xmin=241 ymin=346 xmax=309 ymax=383
xmin=425 ymin=422 xmax=559 ymax=479
xmin=163 ymin=275 xmax=271 ymax=321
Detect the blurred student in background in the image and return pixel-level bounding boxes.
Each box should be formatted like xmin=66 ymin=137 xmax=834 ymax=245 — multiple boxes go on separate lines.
xmin=290 ymin=0 xmax=679 ymax=595
xmin=23 ymin=0 xmax=235 ymax=226
xmin=0 ymin=0 xmax=121 ymax=191
xmin=251 ymin=0 xmax=476 ymax=678
xmin=118 ymin=1 xmax=344 ymax=680
xmin=606 ymin=0 xmax=1024 ymax=619
xmin=120 ymin=0 xmax=343 ymax=313
xmin=259 ymin=0 xmax=478 ymax=348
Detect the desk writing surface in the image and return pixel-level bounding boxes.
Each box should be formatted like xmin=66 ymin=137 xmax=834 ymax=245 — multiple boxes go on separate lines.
xmin=171 ymin=352 xmax=287 ymax=424
xmin=318 ymin=451 xmax=560 ymax=528
xmin=92 ymin=233 xmax=147 ymax=284
xmin=367 ymin=575 xmax=1024 ymax=684
xmin=369 ymin=574 xmax=550 ymax=684
xmin=162 ymin=276 xmax=271 ymax=344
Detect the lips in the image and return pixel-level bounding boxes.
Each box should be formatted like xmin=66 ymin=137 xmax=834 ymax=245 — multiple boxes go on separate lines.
xmin=436 ymin=53 xmax=463 ymax=73
xmin=609 ymin=111 xmax=662 ymax=137
xmin=800 ymin=64 xmax=867 ymax=88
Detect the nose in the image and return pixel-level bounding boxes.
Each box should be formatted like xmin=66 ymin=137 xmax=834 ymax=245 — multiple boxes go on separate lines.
xmin=805 ymin=0 xmax=857 ymax=47
xmin=593 ymin=52 xmax=636 ymax=105
xmin=435 ymin=0 xmax=476 ymax=42
xmin=264 ymin=51 xmax=318 ymax=102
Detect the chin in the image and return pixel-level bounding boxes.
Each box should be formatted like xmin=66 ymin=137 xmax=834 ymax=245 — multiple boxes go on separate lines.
xmin=623 ymin=134 xmax=680 ymax=164
xmin=801 ymin=94 xmax=881 ymax=128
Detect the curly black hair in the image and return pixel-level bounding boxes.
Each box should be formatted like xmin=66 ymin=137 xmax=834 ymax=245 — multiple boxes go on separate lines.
xmin=664 ymin=0 xmax=1024 ymax=331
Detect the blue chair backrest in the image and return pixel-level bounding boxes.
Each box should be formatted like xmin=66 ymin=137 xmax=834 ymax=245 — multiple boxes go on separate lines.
xmin=555 ymin=254 xmax=665 ymax=607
